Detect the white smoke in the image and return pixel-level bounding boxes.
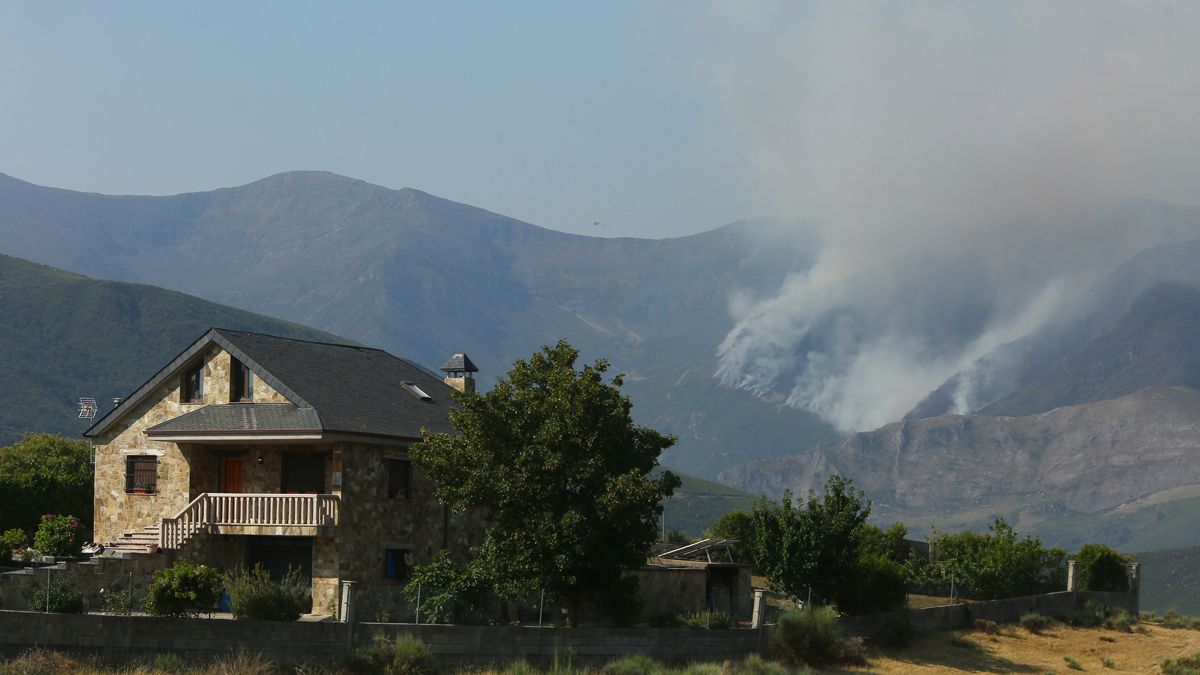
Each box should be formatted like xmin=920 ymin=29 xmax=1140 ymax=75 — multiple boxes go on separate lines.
xmin=708 ymin=2 xmax=1200 ymax=432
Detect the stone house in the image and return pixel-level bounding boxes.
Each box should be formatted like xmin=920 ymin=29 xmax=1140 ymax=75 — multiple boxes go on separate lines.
xmin=84 ymin=328 xmax=482 ymax=616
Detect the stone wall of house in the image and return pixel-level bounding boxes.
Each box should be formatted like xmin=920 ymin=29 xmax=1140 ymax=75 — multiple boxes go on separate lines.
xmin=92 ymin=345 xmax=223 ymax=544
xmin=188 ymin=444 xmax=333 ymax=495
xmin=94 ymin=346 xmax=295 ymax=544
xmin=334 ymin=442 xmax=485 ymax=619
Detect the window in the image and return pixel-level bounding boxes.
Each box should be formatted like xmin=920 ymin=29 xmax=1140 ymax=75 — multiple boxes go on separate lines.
xmin=384 ymin=548 xmax=413 ymax=580
xmin=125 ymin=455 xmax=158 ymax=493
xmin=387 ymin=458 xmax=411 ymax=498
xmin=231 ymin=358 xmax=254 ymax=402
xmin=181 ymin=363 xmax=204 ymax=403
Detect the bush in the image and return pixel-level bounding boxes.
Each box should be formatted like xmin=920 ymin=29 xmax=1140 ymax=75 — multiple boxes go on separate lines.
xmin=647 ymin=612 xmax=682 ymax=628
xmin=403 ymin=550 xmax=490 ymax=624
xmin=1161 ymin=609 xmax=1200 ymax=629
xmin=602 ymin=654 xmax=662 ymax=675
xmin=226 ymin=564 xmax=309 ymax=621
xmin=678 ymin=610 xmax=731 ymax=629
xmin=143 ymin=561 xmax=224 ymax=617
xmin=29 ymin=579 xmax=85 ymax=614
xmin=0 ymin=528 xmax=27 ymax=565
xmin=873 ymin=608 xmax=915 ymax=648
xmin=1075 ymin=544 xmax=1129 ymax=592
xmin=771 ymin=607 xmax=843 ymax=666
xmin=1019 ymin=612 xmax=1054 ymax=634
xmin=1064 ymin=655 xmax=1084 ymax=670
xmin=99 ymin=585 xmax=135 ymax=615
xmin=0 ymin=435 xmax=93 ymax=540
xmin=836 ymin=553 xmax=907 ymax=615
xmin=347 ymin=633 xmax=436 ymax=675
xmin=33 ymin=514 xmax=81 ymax=558
xmin=1067 ymin=601 xmax=1134 ymax=631
xmin=737 ymin=653 xmax=790 ymax=675
xmin=1163 ymin=651 xmax=1200 ymax=675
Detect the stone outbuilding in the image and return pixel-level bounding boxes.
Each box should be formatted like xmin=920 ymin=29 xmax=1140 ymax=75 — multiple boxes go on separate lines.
xmin=84 ymin=328 xmax=483 ymax=617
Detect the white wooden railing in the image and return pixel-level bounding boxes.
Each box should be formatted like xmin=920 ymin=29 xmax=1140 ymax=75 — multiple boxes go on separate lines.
xmin=160 ymin=493 xmax=340 ymax=549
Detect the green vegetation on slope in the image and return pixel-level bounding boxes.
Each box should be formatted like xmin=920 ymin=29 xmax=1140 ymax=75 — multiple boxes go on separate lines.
xmin=661 ymin=472 xmax=758 ymax=538
xmin=1138 ymin=546 xmax=1200 ymax=616
xmin=0 ymin=254 xmax=346 ymax=445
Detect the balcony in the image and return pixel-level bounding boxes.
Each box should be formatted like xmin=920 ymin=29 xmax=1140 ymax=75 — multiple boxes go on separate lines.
xmin=160 ymin=492 xmax=339 ymax=549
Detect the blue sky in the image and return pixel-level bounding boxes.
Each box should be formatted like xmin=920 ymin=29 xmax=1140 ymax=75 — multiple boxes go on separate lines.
xmin=0 ymin=2 xmax=756 ymax=237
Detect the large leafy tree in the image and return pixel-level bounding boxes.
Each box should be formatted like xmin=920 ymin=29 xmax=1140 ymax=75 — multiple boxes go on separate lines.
xmin=412 ymin=340 xmax=679 ymax=619
xmin=750 ymin=475 xmax=871 ymax=607
xmin=919 ymin=518 xmax=1066 ymax=600
xmin=0 ymin=434 xmax=93 ymax=539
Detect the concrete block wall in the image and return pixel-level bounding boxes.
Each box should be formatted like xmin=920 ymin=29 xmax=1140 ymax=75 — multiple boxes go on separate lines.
xmin=0 ymin=611 xmax=765 ymax=667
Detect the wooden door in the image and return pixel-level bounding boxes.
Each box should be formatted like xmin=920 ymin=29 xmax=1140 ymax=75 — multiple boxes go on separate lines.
xmin=219 ymin=456 xmax=244 ymax=493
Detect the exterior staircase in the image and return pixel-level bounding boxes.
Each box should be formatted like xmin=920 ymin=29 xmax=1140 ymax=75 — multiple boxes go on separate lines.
xmin=105 ymin=526 xmax=160 ymax=554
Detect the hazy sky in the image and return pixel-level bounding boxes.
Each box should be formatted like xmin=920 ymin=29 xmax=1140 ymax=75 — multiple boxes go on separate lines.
xmin=0 ymin=2 xmax=755 ymax=238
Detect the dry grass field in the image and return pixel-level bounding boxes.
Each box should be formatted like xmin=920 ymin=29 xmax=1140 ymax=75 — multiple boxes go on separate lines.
xmin=835 ymin=621 xmax=1200 ymax=674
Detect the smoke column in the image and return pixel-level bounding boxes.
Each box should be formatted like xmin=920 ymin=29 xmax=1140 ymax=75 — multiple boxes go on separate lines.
xmin=707 ymin=2 xmax=1200 ymax=431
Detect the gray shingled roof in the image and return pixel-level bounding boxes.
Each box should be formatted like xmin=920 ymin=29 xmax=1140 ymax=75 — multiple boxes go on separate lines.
xmin=214 ymin=329 xmax=456 ymax=439
xmin=86 ymin=328 xmax=458 ymax=441
xmin=145 ymin=403 xmax=322 ymax=436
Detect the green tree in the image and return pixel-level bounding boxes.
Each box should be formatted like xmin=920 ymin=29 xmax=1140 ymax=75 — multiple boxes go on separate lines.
xmin=1075 ymin=544 xmax=1129 ymax=592
xmin=750 ymin=475 xmax=870 ymax=608
xmin=412 ymin=340 xmax=680 ymax=621
xmin=705 ymin=509 xmax=756 ymax=564
xmin=860 ymin=522 xmax=911 ymax=565
xmin=0 ymin=434 xmax=93 ymax=539
xmin=922 ymin=518 xmax=1065 ymax=600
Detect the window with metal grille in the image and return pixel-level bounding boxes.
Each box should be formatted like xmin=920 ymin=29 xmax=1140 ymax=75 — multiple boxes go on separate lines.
xmin=125 ymin=455 xmax=158 ymax=493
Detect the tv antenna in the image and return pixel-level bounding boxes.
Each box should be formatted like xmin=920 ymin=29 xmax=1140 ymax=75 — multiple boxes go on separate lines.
xmin=77 ymin=397 xmax=98 ymax=420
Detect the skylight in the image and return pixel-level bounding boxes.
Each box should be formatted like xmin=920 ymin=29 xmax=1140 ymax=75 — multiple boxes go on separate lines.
xmin=402 ymin=381 xmax=432 ymax=400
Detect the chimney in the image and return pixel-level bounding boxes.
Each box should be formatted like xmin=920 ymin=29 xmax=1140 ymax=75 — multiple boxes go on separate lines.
xmin=440 ymin=353 xmax=478 ymax=395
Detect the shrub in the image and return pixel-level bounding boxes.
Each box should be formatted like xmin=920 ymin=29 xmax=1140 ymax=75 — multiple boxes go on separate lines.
xmin=647 ymin=612 xmax=682 ymax=627
xmin=0 ymin=528 xmax=27 ymax=565
xmin=1075 ymin=544 xmax=1129 ymax=592
xmin=1163 ymin=651 xmax=1200 ymax=675
xmin=1161 ymin=609 xmax=1200 ymax=629
xmin=99 ymin=585 xmax=135 ymax=615
xmin=1063 ymin=655 xmax=1083 ymax=670
xmin=1068 ymin=601 xmax=1135 ymax=631
xmin=226 ymin=564 xmax=309 ymax=621
xmin=206 ymin=650 xmax=275 ymax=675
xmin=836 ymin=552 xmax=907 ymax=615
xmin=771 ymin=607 xmax=843 ymax=666
xmin=737 ymin=653 xmax=790 ymax=675
xmin=346 ymin=633 xmax=436 ymax=675
xmin=1019 ymin=612 xmax=1054 ymax=634
xmin=0 ymin=435 xmax=93 ymax=540
xmin=29 ymin=579 xmax=85 ymax=614
xmin=873 ymin=609 xmax=915 ymax=648
xmin=33 ymin=514 xmax=81 ymax=557
xmin=974 ymin=619 xmax=1000 ymax=634
xmin=403 ymin=549 xmax=490 ymax=624
xmin=678 ymin=610 xmax=731 ymax=629
xmin=602 ymin=654 xmax=662 ymax=675
xmin=143 ymin=561 xmax=224 ymax=617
